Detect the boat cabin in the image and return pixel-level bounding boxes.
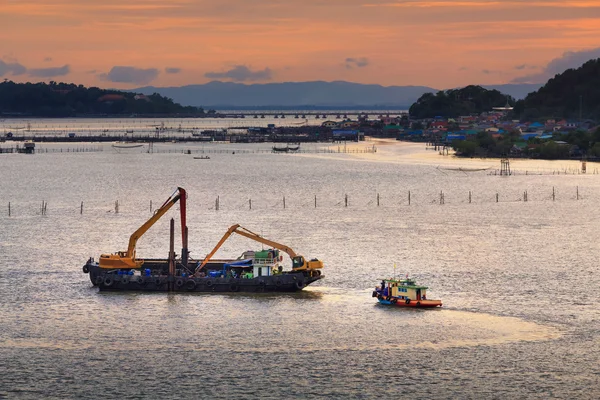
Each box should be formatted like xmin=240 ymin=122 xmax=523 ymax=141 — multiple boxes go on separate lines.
xmin=207 ymin=249 xmax=284 ymax=279
xmin=379 ymin=278 xmax=430 ymax=301
xmin=251 ymin=249 xmax=281 ymax=277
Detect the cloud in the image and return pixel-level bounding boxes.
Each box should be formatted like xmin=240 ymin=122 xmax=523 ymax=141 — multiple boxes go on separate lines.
xmin=482 ymin=69 xmax=491 ymax=74
xmin=99 ymin=66 xmax=159 ymax=85
xmin=515 ymin=64 xmax=538 ymax=70
xmin=345 ymin=57 xmax=369 ymax=69
xmin=0 ymin=59 xmax=27 ymax=76
xmin=204 ymin=65 xmax=272 ymax=82
xmin=458 ymin=66 xmax=469 ymax=71
xmin=511 ymin=47 xmax=600 ymax=83
xmin=28 ymin=64 xmax=70 ymax=77
xmin=165 ymin=67 xmax=181 ymax=74
xmin=44 ymin=57 xmax=52 ymax=62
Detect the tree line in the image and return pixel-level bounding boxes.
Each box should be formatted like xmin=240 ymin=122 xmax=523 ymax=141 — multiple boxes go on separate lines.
xmin=452 ymin=128 xmax=600 ymax=159
xmin=0 ymin=81 xmax=206 ymax=117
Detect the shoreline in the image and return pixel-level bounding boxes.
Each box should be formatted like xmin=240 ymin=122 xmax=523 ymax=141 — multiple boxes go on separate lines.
xmin=321 ymin=138 xmax=595 ymax=172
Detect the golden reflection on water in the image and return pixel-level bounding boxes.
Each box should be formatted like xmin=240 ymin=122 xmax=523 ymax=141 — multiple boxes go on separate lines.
xmin=0 ymin=289 xmax=561 ymax=353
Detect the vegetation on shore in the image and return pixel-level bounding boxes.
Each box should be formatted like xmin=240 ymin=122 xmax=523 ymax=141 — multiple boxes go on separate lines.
xmin=452 ymin=128 xmax=600 ymax=159
xmin=513 ymin=59 xmax=600 ymax=121
xmin=0 ymin=81 xmax=206 ymax=117
xmin=409 ymin=85 xmax=513 ymax=119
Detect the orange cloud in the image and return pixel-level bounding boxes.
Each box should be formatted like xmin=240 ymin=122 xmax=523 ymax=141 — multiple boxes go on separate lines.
xmin=1 ymin=0 xmax=600 ymax=88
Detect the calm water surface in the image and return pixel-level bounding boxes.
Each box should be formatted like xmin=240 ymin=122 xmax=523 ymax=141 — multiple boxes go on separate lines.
xmin=1 ymin=140 xmax=599 ymax=399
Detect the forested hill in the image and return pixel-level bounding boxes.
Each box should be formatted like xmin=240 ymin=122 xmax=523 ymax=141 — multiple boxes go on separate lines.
xmin=0 ymin=81 xmax=205 ymax=117
xmin=514 ymin=58 xmax=600 ymax=121
xmin=408 ymin=85 xmax=513 ymax=119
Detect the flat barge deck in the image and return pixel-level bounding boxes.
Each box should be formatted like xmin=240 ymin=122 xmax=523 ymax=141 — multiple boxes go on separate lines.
xmin=84 ymin=258 xmax=323 ymax=293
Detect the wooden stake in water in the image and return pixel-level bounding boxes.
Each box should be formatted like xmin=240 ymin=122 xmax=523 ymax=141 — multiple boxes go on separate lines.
xmin=377 ymin=193 xmax=380 ymax=207
xmin=496 ymin=193 xmax=499 ymax=203
xmin=8 ymin=202 xmax=11 ymax=217
xmin=577 ymin=186 xmax=579 ymax=200
xmin=81 ymin=201 xmax=83 ymax=214
xmin=283 ymin=196 xmax=286 ymax=209
xmin=314 ymin=195 xmax=317 ymax=208
xmin=249 ymin=199 xmax=252 ymax=210
xmin=345 ymin=194 xmax=348 ymax=207
xmin=469 ymin=191 xmax=472 ymax=203
xmin=150 ymin=200 xmax=153 ymax=213
xmin=408 ymin=191 xmax=411 ymax=205
xmin=552 ymin=187 xmax=555 ymax=201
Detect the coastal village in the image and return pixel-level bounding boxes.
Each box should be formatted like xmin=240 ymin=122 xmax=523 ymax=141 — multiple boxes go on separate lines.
xmin=314 ymin=109 xmax=598 ymax=159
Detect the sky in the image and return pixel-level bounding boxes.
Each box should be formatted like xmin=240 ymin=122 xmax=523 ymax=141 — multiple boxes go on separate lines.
xmin=1 ymin=0 xmax=600 ymax=89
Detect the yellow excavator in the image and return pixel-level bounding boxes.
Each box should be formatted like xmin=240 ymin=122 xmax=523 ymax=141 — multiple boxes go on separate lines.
xmin=99 ymin=187 xmax=187 ymax=269
xmin=194 ymin=224 xmax=323 ymax=276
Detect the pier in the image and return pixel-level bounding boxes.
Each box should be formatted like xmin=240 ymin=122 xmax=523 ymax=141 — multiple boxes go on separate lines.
xmin=217 ymin=111 xmax=408 ymax=119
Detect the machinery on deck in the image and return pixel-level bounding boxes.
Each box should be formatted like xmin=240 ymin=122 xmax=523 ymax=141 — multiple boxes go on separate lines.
xmin=194 ymin=224 xmax=323 ymax=276
xmin=98 ymin=187 xmax=188 ymax=270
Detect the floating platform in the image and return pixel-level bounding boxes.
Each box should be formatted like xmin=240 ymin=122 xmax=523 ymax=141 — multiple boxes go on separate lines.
xmin=83 ymin=258 xmax=323 ymax=293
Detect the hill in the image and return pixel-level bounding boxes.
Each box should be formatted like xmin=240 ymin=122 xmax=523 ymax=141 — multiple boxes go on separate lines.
xmin=514 ymin=58 xmax=600 ymax=121
xmin=132 ymin=81 xmax=540 ymax=109
xmin=0 ymin=81 xmax=204 ymax=117
xmin=408 ymin=85 xmax=513 ymax=119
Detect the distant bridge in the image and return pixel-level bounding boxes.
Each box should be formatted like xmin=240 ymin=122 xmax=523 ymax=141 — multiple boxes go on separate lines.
xmin=216 ymin=111 xmax=409 ymax=119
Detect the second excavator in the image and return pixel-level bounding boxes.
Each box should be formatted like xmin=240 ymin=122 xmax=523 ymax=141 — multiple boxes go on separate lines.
xmin=194 ymin=224 xmax=323 ymax=277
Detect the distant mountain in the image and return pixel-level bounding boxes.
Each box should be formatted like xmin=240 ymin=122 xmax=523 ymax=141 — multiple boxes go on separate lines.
xmin=132 ymin=81 xmax=543 ymax=109
xmin=132 ymin=81 xmax=434 ymax=109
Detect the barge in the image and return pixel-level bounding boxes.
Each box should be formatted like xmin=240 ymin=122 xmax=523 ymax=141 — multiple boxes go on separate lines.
xmin=82 ymin=187 xmax=324 ymax=293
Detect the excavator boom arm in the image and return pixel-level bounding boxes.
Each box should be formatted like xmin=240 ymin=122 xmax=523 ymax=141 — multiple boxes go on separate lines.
xmin=195 ymin=224 xmax=298 ymax=273
xmin=126 ymin=187 xmax=186 ymax=258
xmin=233 ymin=227 xmax=297 ymax=258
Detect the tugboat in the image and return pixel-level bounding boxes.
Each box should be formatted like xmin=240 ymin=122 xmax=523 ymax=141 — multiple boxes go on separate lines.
xmin=82 ymin=187 xmax=324 ymax=293
xmin=372 ymin=276 xmax=442 ymax=308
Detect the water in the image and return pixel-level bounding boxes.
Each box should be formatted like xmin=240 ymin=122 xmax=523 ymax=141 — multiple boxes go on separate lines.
xmin=0 ymin=112 xmax=404 ymax=138
xmin=1 ymin=138 xmax=599 ymax=399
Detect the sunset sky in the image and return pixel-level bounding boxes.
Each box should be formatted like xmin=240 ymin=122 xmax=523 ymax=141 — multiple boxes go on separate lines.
xmin=1 ymin=0 xmax=600 ymax=89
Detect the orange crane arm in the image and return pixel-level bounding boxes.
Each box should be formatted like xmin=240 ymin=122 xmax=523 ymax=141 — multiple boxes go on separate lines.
xmin=194 ymin=224 xmax=298 ymax=273
xmin=125 ymin=187 xmax=185 ymax=258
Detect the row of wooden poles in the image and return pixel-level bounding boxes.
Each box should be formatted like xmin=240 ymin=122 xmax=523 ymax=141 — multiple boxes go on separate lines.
xmin=6 ymin=187 xmax=583 ymax=216
xmin=489 ymin=169 xmax=600 ymax=176
xmin=37 ymin=147 xmax=104 ymax=153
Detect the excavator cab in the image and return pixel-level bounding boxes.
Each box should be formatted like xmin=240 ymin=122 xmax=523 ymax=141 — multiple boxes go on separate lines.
xmin=291 ymin=255 xmax=324 ymax=272
xmin=292 ymin=256 xmax=305 ymax=270
xmin=99 ymin=252 xmax=142 ymax=269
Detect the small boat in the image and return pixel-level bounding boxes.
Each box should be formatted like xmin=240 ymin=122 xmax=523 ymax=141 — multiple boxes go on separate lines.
xmin=438 ymin=166 xmax=491 ymax=172
xmin=272 ymin=144 xmax=300 ymax=152
xmin=272 ymin=146 xmax=290 ymax=152
xmin=194 ymin=156 xmax=210 ymax=159
xmin=112 ymin=143 xmax=144 ymax=149
xmin=372 ymin=276 xmax=442 ymax=308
